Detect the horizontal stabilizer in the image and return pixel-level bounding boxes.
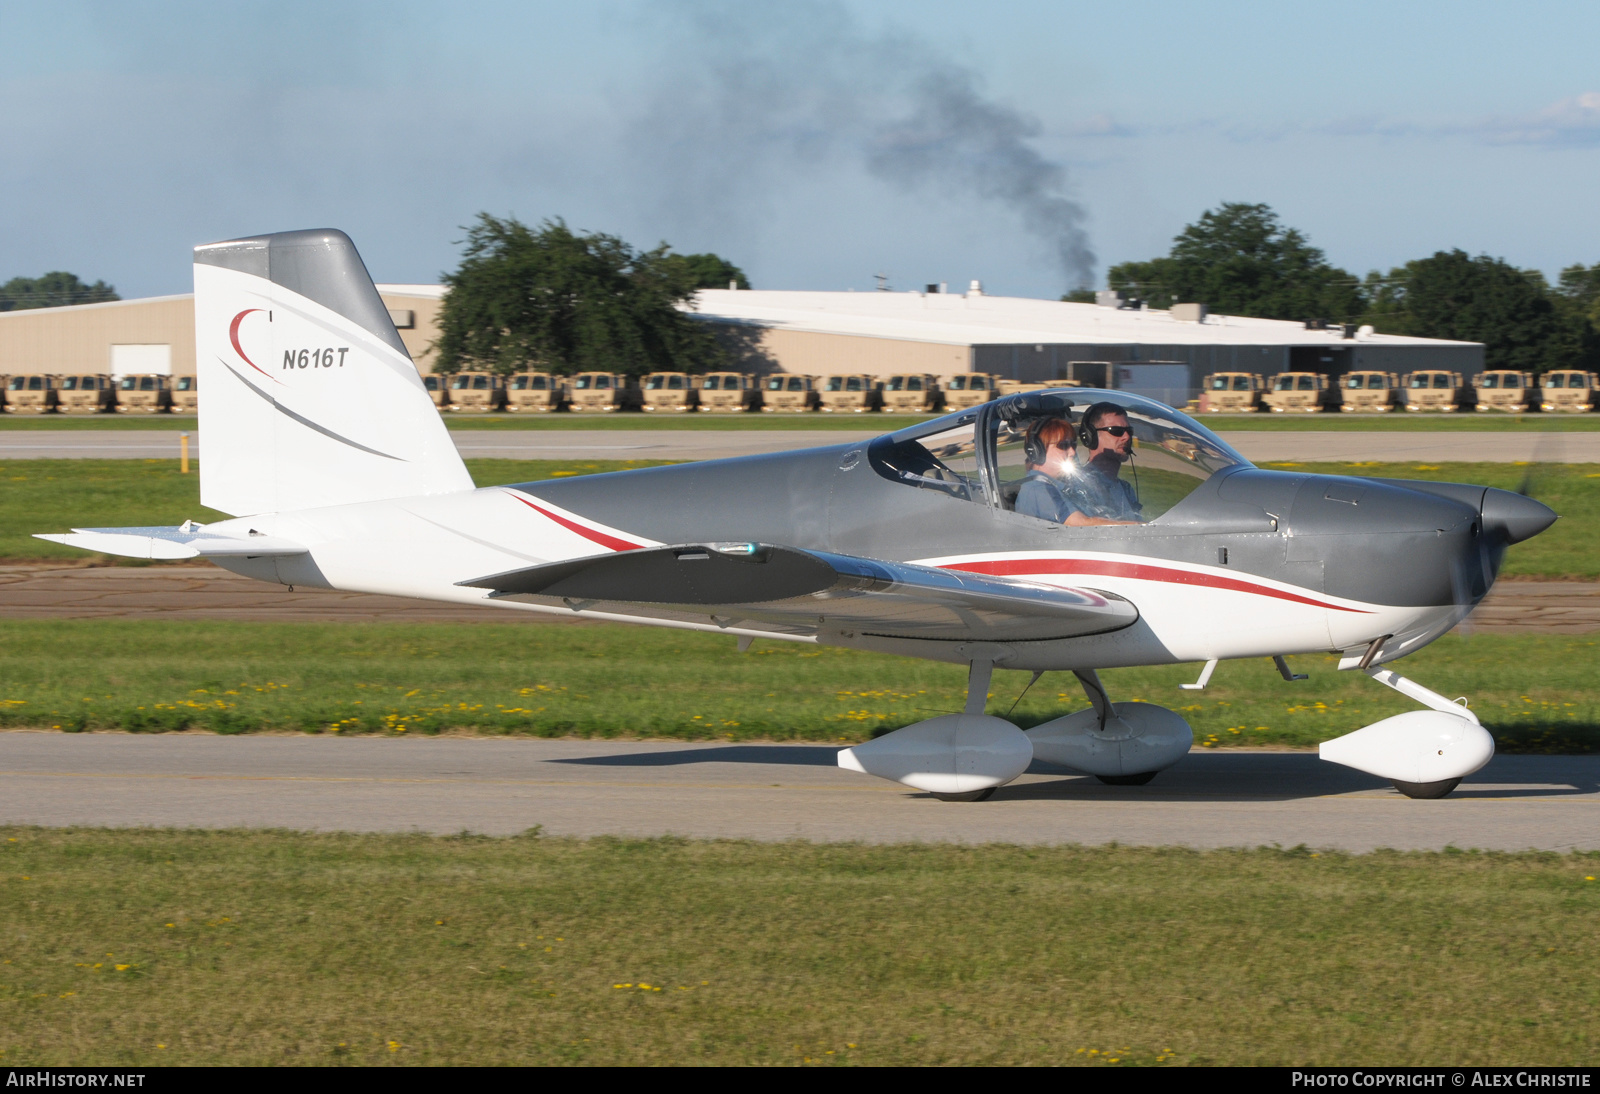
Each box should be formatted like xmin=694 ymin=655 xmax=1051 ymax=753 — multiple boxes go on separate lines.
xmin=35 ymin=526 xmax=307 ymax=561
xmin=459 ymin=543 xmax=1137 ymax=642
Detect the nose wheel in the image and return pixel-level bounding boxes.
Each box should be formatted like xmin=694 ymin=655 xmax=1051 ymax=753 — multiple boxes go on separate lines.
xmin=1392 ymin=778 xmax=1461 ymax=799
xmin=1096 ymin=771 xmax=1159 ymax=786
xmin=933 ymin=788 xmax=996 ymax=802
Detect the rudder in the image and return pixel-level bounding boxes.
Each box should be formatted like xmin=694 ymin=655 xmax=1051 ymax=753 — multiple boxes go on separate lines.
xmin=193 ymin=229 xmax=472 ymax=516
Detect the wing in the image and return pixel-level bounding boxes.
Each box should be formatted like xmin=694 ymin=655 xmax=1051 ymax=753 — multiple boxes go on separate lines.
xmin=35 ymin=526 xmax=307 ymax=560
xmin=458 ymin=543 xmax=1137 ymax=642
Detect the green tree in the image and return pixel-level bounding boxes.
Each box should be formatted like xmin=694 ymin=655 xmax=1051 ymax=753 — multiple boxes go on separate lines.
xmin=1106 ymin=203 xmax=1363 ymax=322
xmin=661 ymin=252 xmax=751 ymax=291
xmin=1059 ymin=288 xmax=1097 ymax=304
xmin=431 ymin=215 xmax=735 ymax=377
xmin=0 ymin=272 xmax=119 ymax=311
xmin=1363 ymin=250 xmax=1596 ymax=373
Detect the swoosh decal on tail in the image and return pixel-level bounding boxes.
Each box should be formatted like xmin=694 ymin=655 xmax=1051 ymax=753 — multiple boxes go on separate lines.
xmin=215 ymin=357 xmax=407 ymax=462
xmin=228 ymin=309 xmax=280 ymax=384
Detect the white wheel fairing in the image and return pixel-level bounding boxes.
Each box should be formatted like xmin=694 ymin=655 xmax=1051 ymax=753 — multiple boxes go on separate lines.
xmin=1026 ymin=702 xmax=1194 ymax=777
xmin=837 ymin=715 xmax=1033 ymax=795
xmin=1319 ymin=711 xmax=1495 ymax=784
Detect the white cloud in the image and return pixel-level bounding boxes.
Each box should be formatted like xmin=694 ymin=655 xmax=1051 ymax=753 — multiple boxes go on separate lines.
xmin=1477 ymin=92 xmax=1600 ymax=146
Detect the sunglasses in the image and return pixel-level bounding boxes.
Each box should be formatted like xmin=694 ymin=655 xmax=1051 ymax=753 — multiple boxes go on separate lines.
xmin=1098 ymin=425 xmax=1131 ymax=438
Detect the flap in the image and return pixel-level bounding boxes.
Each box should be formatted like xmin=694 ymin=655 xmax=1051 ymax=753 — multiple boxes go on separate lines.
xmin=35 ymin=526 xmax=308 ymax=561
xmin=459 ymin=543 xmax=1138 ymax=642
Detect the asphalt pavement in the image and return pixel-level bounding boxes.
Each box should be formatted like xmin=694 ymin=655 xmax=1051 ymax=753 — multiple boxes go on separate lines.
xmin=0 ymin=733 xmax=1592 ymax=851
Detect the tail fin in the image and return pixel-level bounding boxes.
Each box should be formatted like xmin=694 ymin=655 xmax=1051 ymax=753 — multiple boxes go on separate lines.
xmin=193 ymin=229 xmax=472 ymax=516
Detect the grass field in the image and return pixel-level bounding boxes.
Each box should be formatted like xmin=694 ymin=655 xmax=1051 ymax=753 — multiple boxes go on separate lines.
xmin=0 ymin=621 xmax=1593 ymax=751
xmin=5 ymin=411 xmax=1600 ymax=431
xmin=0 ymin=829 xmax=1594 ymax=1066
xmin=4 ymin=457 xmax=1593 ymax=576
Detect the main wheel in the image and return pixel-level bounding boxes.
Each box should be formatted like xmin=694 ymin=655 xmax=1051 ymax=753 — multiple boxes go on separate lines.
xmin=1392 ymin=778 xmax=1461 ymax=799
xmin=1097 ymin=771 xmax=1158 ymax=786
xmin=932 ymin=788 xmax=996 ymax=802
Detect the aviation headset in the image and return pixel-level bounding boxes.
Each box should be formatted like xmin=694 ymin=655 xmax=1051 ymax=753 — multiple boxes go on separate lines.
xmin=1024 ymin=418 xmax=1072 ymax=466
xmin=1077 ymin=402 xmax=1129 ymax=451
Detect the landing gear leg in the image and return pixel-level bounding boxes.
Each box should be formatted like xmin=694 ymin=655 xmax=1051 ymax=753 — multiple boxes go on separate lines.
xmin=1073 ymin=670 xmax=1165 ymax=787
xmin=931 ymin=660 xmax=1000 ymax=801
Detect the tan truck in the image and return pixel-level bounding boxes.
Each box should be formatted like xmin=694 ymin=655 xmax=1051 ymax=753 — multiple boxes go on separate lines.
xmin=56 ymin=374 xmax=114 ymax=414
xmin=641 ymin=372 xmax=695 ymax=412
xmin=5 ymin=374 xmax=57 ymax=413
xmin=115 ymin=374 xmax=169 ymax=413
xmin=940 ymin=373 xmax=998 ymax=411
xmin=995 ymin=380 xmax=1058 ymax=396
xmin=1262 ymin=372 xmax=1328 ymax=412
xmin=171 ymin=375 xmax=199 ymax=414
xmin=760 ymin=373 xmax=818 ymax=412
xmin=445 ymin=372 xmax=504 ymax=412
xmin=697 ymin=372 xmax=753 ymax=413
xmin=1474 ymin=370 xmax=1535 ymax=413
xmin=1402 ymin=371 xmax=1464 ymax=412
xmin=568 ymin=372 xmax=627 ymax=412
xmin=1541 ymin=370 xmax=1598 ymax=412
xmin=1338 ymin=371 xmax=1400 ymax=413
xmin=880 ymin=373 xmax=942 ymax=414
xmin=505 ymin=371 xmax=563 ymax=412
xmin=1197 ymin=373 xmax=1264 ymax=413
xmin=421 ymin=375 xmax=447 ymax=408
xmin=819 ymin=374 xmax=880 ymax=412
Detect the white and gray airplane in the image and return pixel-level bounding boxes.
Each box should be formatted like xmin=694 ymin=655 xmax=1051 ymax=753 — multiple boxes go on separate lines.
xmin=40 ymin=230 xmax=1557 ymax=802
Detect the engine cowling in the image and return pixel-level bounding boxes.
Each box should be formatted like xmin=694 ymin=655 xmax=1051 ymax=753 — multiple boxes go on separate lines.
xmin=837 ymin=714 xmax=1032 ymax=796
xmin=1026 ymin=702 xmax=1193 ymax=777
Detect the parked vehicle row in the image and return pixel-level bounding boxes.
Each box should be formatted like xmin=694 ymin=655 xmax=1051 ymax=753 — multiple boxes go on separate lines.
xmin=0 ymin=373 xmax=189 ymax=413
xmin=1196 ymin=369 xmax=1600 ymax=413
xmin=9 ymin=367 xmax=1594 ymax=415
xmin=411 ymin=371 xmax=1046 ymax=414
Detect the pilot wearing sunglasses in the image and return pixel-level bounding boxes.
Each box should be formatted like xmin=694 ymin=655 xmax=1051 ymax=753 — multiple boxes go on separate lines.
xmin=1061 ymin=401 xmax=1143 ymax=525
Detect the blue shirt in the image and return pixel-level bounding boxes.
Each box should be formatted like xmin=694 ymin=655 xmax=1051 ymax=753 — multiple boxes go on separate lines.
xmin=1015 ymin=470 xmax=1081 ymax=523
xmin=1061 ymin=463 xmax=1142 ymax=522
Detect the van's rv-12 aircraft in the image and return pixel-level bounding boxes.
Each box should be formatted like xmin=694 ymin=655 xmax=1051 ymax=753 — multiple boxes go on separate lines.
xmin=40 ymin=230 xmax=1558 ymax=802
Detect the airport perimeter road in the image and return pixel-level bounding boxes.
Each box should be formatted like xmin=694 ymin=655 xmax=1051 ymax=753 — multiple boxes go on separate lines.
xmin=1 ymin=564 xmax=1593 ymax=630
xmin=4 ymin=429 xmax=1600 ymax=462
xmin=0 ymin=733 xmax=1593 ymax=851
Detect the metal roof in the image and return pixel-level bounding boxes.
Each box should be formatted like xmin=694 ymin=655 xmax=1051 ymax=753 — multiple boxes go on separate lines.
xmin=684 ymin=288 xmax=1481 ymax=350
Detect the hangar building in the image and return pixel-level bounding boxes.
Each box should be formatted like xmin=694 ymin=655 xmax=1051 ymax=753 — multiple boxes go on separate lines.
xmin=0 ymin=280 xmax=1481 ymax=407
xmin=0 ymin=285 xmax=446 ymax=380
xmin=688 ymin=285 xmax=1484 ymax=405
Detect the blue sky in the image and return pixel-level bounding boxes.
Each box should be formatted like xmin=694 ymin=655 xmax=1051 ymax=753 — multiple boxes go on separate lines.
xmin=3 ymin=0 xmax=1599 ymax=300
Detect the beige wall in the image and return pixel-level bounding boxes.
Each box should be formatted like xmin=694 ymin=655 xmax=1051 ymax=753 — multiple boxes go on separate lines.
xmin=381 ymin=292 xmax=445 ymax=373
xmin=0 ymin=291 xmax=446 ymax=378
xmin=747 ymin=327 xmax=972 ymax=377
xmin=0 ymin=295 xmax=195 ymax=377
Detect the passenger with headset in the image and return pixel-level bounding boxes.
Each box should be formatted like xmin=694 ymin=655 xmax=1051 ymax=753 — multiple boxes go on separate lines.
xmin=1059 ymin=401 xmax=1143 ymax=525
xmin=1014 ymin=418 xmax=1084 ymax=524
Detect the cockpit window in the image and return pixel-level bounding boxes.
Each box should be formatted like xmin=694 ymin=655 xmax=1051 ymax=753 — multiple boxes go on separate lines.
xmin=868 ymin=390 xmax=1250 ymax=523
xmin=867 ymin=415 xmax=983 ymax=502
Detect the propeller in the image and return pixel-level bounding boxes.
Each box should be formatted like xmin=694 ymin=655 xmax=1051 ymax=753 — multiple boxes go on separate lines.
xmin=1454 ymin=423 xmax=1561 ymax=637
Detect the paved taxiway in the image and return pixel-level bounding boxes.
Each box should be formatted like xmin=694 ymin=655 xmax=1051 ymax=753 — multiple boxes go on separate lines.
xmin=3 ymin=428 xmax=1598 ymax=462
xmin=0 ymin=733 xmax=1593 ymax=851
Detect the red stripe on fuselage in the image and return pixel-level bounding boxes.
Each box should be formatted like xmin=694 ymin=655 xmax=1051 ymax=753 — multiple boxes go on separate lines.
xmin=944 ymin=557 xmax=1372 ymax=614
xmin=508 ymin=493 xmax=643 ymax=552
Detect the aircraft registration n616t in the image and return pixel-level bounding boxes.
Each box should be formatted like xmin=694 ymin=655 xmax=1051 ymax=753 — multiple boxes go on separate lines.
xmin=39 ymin=230 xmax=1558 ymax=802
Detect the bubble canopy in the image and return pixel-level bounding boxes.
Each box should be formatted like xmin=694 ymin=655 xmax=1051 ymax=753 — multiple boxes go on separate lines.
xmin=866 ymin=389 xmax=1252 ymax=524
